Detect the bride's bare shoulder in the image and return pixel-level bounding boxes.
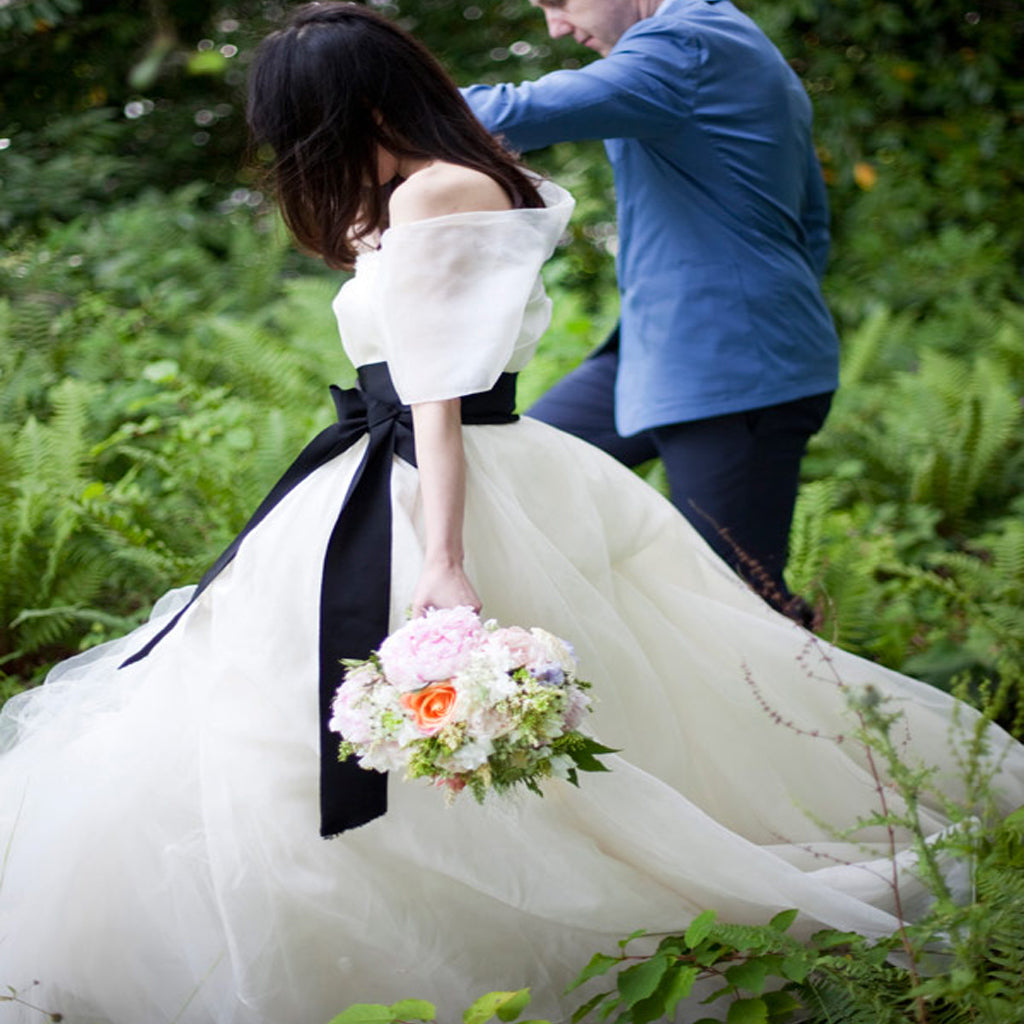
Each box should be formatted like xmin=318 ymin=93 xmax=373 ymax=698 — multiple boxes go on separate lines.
xmin=388 ymin=162 xmax=513 ymax=227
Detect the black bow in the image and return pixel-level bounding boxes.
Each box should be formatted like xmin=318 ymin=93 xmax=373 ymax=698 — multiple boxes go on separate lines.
xmin=120 ymin=363 xmax=517 ymax=837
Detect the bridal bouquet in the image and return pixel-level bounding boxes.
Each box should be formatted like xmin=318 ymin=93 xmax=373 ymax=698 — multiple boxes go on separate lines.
xmin=329 ymin=606 xmax=613 ymax=801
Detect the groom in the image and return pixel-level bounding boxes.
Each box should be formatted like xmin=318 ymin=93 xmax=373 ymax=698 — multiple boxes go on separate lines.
xmin=463 ymin=0 xmax=838 ymax=624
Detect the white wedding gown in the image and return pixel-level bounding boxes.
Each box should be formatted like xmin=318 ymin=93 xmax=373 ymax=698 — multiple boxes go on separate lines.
xmin=1 ymin=181 xmax=1021 ymax=1024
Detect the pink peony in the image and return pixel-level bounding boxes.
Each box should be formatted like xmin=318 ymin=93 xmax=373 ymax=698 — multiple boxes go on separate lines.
xmin=378 ymin=606 xmax=485 ymax=693
xmin=489 ymin=626 xmax=551 ymax=671
xmin=329 ymin=679 xmax=375 ymax=744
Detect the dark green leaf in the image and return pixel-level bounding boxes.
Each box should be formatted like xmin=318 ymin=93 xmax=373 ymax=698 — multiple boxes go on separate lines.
xmin=577 ymin=739 xmax=619 ymax=755
xmin=570 ymin=990 xmax=612 ymax=1024
xmin=616 ymin=955 xmax=670 ymax=1007
xmin=646 ymin=964 xmax=700 ymax=1020
xmin=726 ymin=997 xmax=769 ymax=1024
xmin=569 ymin=739 xmax=615 ymax=773
xmin=725 ymin=958 xmax=769 ymax=995
xmin=762 ymin=990 xmax=802 ymax=1021
xmin=655 ymin=935 xmax=685 ymax=956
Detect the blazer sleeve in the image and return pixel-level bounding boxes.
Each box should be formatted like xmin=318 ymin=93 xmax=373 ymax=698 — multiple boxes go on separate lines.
xmin=462 ymin=22 xmax=701 ymax=151
xmin=800 ymin=141 xmax=831 ymax=280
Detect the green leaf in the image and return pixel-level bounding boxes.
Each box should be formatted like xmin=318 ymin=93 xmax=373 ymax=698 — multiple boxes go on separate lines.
xmin=726 ymin=997 xmax=769 ymax=1024
xmin=569 ymin=739 xmax=615 ymax=773
xmin=768 ymin=909 xmax=798 ymax=933
xmin=463 ymin=990 xmax=531 ymax=1024
xmin=617 ymin=929 xmax=647 ymax=950
xmin=666 ymin=964 xmax=700 ymax=1002
xmin=762 ymin=990 xmax=802 ymax=1020
xmin=685 ymin=909 xmax=717 ymax=948
xmin=780 ymin=954 xmax=812 ymax=983
xmin=389 ymin=999 xmax=436 ymax=1021
xmin=571 ymin=990 xmax=612 ymax=1024
xmin=1002 ymin=806 xmax=1024 ymax=830
xmin=809 ymin=929 xmax=860 ymax=950
xmin=565 ymin=953 xmax=620 ymax=994
xmin=633 ymin=964 xmax=699 ymax=1023
xmin=495 ymin=989 xmax=531 ymax=1022
xmin=756 ymin=955 xmax=784 ymax=976
xmin=724 ymin=958 xmax=769 ymax=995
xmin=616 ymin=955 xmax=670 ymax=1007
xmin=577 ymin=738 xmax=619 ymax=755
xmin=694 ymin=945 xmax=727 ymax=968
xmin=327 ymin=1005 xmax=395 ymax=1024
xmin=655 ymin=935 xmax=685 ymax=956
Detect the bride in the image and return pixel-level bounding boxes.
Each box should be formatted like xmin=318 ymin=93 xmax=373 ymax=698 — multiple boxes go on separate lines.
xmin=0 ymin=5 xmax=1021 ymax=1022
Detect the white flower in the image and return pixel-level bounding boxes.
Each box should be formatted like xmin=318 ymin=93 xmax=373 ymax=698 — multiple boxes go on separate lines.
xmin=358 ymin=741 xmax=406 ymax=773
xmin=548 ymin=754 xmax=575 ymax=780
xmin=562 ymin=686 xmax=592 ymax=731
xmin=529 ymin=628 xmax=578 ymax=682
xmin=458 ymin=644 xmax=517 ymax=700
xmin=443 ymin=738 xmax=494 ymax=772
xmin=465 ymin=703 xmax=516 ymax=743
xmin=328 ymin=614 xmax=599 ymax=800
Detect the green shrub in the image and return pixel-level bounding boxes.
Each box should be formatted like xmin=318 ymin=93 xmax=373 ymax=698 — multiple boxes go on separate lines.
xmin=0 ymin=189 xmax=344 ymax=687
xmin=788 ymin=301 xmax=1024 ymax=731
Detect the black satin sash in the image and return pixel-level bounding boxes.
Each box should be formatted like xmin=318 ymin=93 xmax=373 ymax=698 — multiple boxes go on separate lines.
xmin=119 ymin=362 xmax=519 ymax=837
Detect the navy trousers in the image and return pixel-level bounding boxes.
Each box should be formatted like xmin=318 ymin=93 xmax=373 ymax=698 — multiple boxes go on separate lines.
xmin=529 ymin=336 xmax=832 ymax=620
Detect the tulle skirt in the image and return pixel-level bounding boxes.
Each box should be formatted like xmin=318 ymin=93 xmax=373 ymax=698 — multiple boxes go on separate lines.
xmin=1 ymin=418 xmax=1021 ymax=1023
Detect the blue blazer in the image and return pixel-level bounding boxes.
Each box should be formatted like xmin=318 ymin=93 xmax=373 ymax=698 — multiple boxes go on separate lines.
xmin=463 ymin=0 xmax=839 ymax=436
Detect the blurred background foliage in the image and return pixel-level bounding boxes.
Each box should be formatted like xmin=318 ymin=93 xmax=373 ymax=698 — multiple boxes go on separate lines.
xmin=1 ymin=0 xmax=1023 ymax=734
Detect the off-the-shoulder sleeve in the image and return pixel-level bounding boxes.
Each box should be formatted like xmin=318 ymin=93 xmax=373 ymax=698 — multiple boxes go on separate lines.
xmin=375 ymin=183 xmax=574 ymax=405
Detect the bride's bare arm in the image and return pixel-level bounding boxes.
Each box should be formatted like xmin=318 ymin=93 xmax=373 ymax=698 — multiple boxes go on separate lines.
xmin=389 ymin=163 xmax=513 ymax=615
xmin=409 ymin=399 xmax=479 ymax=615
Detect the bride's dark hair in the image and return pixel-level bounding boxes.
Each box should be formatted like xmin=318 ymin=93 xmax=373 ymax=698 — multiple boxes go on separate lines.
xmin=247 ymin=2 xmax=544 ymax=269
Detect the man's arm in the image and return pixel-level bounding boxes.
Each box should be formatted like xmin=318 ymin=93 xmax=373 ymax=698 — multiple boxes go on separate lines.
xmin=800 ymin=141 xmax=831 ymax=280
xmin=462 ymin=25 xmax=700 ymax=151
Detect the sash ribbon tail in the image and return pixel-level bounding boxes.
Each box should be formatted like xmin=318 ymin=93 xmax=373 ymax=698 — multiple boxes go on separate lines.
xmin=118 ymin=364 xmax=518 ymax=837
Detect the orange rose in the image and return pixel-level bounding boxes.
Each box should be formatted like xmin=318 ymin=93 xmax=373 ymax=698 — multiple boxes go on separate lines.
xmin=401 ymin=682 xmax=459 ymax=735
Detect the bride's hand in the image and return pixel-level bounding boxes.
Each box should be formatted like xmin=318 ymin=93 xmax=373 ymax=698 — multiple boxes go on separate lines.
xmin=411 ymin=558 xmax=481 ymax=617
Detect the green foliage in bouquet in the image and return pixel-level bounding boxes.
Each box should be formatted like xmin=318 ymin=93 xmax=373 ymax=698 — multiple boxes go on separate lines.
xmin=403 ymin=728 xmax=614 ymax=802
